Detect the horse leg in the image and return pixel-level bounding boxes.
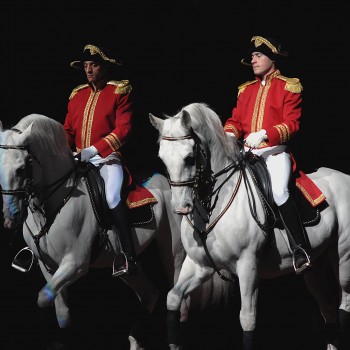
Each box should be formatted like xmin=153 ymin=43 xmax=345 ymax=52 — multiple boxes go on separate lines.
xmin=167 ymin=255 xmax=214 ymax=349
xmin=335 ymin=253 xmax=350 ymax=349
xmin=237 ymin=255 xmax=259 ymax=350
xmin=37 ymin=260 xmax=71 ymax=328
xmin=303 ymin=251 xmax=343 ymax=349
xmin=37 ymin=254 xmax=89 ymax=309
xmin=120 ymin=269 xmax=160 ymax=350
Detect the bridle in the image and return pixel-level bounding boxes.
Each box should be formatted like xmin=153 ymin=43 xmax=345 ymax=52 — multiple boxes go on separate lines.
xmin=0 ymin=142 xmax=78 ymax=274
xmin=0 ymin=144 xmax=34 ymax=196
xmin=161 ymin=133 xmax=197 ymax=188
xmin=161 ymin=129 xmax=217 ymax=210
xmin=161 ymin=129 xmax=243 ymax=283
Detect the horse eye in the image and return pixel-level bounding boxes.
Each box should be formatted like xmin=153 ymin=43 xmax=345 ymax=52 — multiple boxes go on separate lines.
xmin=185 ymin=154 xmax=195 ymax=166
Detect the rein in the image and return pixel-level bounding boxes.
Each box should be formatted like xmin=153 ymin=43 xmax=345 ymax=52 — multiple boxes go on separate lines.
xmin=161 ymin=131 xmax=243 ymax=282
xmin=0 ymin=142 xmax=79 ymax=274
xmin=161 ymin=131 xmax=273 ymax=282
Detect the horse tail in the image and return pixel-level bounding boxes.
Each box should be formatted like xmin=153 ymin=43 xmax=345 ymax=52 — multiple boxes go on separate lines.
xmin=190 ymin=269 xmax=237 ymax=309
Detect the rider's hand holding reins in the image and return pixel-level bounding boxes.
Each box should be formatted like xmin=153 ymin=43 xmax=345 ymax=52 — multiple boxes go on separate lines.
xmin=244 ymin=129 xmax=267 ymax=148
xmin=80 ymin=145 xmax=98 ymax=162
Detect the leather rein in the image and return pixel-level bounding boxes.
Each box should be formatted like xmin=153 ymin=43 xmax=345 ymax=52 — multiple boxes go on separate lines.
xmin=0 ymin=143 xmax=78 ymax=274
xmin=161 ymin=131 xmax=244 ymax=282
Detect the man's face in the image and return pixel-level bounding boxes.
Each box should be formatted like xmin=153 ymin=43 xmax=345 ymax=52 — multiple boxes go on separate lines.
xmin=250 ymin=52 xmax=275 ymax=78
xmin=83 ymin=61 xmax=109 ymax=84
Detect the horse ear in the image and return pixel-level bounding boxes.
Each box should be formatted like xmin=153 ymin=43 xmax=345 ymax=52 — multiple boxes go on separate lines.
xmin=149 ymin=113 xmax=164 ymax=131
xmin=180 ymin=110 xmax=192 ymax=129
xmin=0 ymin=121 xmax=3 ymax=132
xmin=18 ymin=122 xmax=34 ymax=143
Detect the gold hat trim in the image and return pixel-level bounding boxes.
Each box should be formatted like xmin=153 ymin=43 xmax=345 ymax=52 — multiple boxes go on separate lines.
xmin=84 ymin=44 xmax=121 ymax=65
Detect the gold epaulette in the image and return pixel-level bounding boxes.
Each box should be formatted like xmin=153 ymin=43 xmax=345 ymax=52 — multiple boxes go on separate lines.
xmin=237 ymin=80 xmax=257 ymax=96
xmin=107 ymin=80 xmax=132 ymax=95
xmin=69 ymin=84 xmax=89 ymax=100
xmin=277 ymin=75 xmax=303 ymax=94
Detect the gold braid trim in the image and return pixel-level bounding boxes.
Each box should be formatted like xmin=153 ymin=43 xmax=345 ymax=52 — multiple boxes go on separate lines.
xmin=84 ymin=44 xmax=121 ymax=65
xmin=104 ymin=132 xmax=121 ymax=151
xmin=237 ymin=80 xmax=257 ymax=96
xmin=69 ymin=84 xmax=89 ymax=100
xmin=277 ymin=75 xmax=303 ymax=94
xmin=251 ymin=36 xmax=279 ymax=53
xmin=224 ymin=123 xmax=239 ymax=137
xmin=126 ymin=197 xmax=158 ymax=209
xmin=295 ymin=182 xmax=326 ymax=207
xmin=107 ymin=80 xmax=132 ymax=95
xmin=274 ymin=123 xmax=290 ymax=142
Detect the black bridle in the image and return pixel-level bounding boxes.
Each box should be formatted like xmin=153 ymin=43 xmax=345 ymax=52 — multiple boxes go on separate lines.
xmin=161 ymin=130 xmax=243 ymax=283
xmin=161 ymin=130 xmax=218 ymax=212
xmin=0 ymin=144 xmax=33 ymax=196
xmin=0 ymin=142 xmax=78 ymax=274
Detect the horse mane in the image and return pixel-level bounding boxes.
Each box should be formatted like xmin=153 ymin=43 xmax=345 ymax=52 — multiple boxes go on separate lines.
xmin=181 ymin=103 xmax=240 ymax=161
xmin=14 ymin=114 xmax=72 ymax=159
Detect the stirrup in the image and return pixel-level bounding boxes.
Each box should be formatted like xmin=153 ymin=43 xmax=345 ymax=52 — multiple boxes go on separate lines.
xmin=112 ymin=252 xmax=137 ymax=277
xmin=11 ymin=247 xmax=35 ymax=273
xmin=292 ymin=247 xmax=311 ymax=274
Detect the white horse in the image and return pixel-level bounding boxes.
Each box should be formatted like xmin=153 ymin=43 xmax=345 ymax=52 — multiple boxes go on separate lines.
xmin=0 ymin=114 xmax=189 ymax=350
xmin=149 ymin=102 xmax=350 ymax=350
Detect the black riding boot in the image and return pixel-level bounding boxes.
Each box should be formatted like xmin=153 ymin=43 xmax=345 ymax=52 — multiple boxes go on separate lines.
xmin=110 ymin=201 xmax=137 ymax=277
xmin=278 ymin=197 xmax=311 ymax=274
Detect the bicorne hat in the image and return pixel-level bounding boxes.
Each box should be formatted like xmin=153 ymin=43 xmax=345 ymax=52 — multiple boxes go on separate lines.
xmin=241 ymin=36 xmax=288 ymax=66
xmin=70 ymin=44 xmax=123 ymax=69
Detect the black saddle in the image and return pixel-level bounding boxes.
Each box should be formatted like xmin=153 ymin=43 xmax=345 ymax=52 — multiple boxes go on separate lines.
xmin=75 ymin=161 xmax=156 ymax=263
xmin=76 ymin=161 xmax=155 ymax=229
xmin=244 ymin=151 xmax=322 ymax=229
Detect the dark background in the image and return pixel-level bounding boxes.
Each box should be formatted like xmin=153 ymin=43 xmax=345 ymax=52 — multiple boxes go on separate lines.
xmin=1 ymin=0 xmax=349 ymax=349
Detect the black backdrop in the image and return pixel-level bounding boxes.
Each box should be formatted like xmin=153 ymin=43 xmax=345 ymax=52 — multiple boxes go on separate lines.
xmin=1 ymin=0 xmax=349 ymax=349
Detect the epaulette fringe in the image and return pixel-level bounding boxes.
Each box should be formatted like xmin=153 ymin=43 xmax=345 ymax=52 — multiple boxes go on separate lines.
xmin=277 ymin=75 xmax=303 ymax=94
xmin=107 ymin=80 xmax=132 ymax=95
xmin=69 ymin=84 xmax=89 ymax=100
xmin=237 ymin=80 xmax=257 ymax=96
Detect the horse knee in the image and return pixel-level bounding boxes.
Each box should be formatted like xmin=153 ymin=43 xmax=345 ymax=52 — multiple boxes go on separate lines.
xmin=38 ymin=284 xmax=56 ymax=307
xmin=167 ymin=289 xmax=182 ymax=310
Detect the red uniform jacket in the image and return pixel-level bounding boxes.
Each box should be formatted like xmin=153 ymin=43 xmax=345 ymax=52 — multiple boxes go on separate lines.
xmin=224 ymin=70 xmax=325 ymax=207
xmin=64 ymin=80 xmax=133 ymax=158
xmin=224 ymin=70 xmax=302 ymax=147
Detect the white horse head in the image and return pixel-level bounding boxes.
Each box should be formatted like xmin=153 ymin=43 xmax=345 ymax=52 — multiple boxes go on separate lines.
xmin=150 ymin=102 xmax=238 ymax=214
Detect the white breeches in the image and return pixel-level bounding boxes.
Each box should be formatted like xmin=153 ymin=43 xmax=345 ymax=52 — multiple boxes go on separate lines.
xmin=265 ymin=152 xmax=291 ymax=206
xmin=89 ymin=153 xmax=124 ymax=209
xmin=247 ymin=147 xmax=292 ymax=206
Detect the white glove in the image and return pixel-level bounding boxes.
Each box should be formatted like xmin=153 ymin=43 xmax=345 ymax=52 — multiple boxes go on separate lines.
xmin=244 ymin=129 xmax=267 ymax=148
xmin=225 ymin=131 xmax=236 ymax=139
xmin=80 ymin=146 xmax=98 ymax=162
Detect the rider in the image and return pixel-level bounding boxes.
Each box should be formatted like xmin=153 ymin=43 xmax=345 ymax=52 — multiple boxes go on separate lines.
xmin=224 ymin=35 xmax=312 ymax=274
xmin=12 ymin=44 xmax=137 ymax=277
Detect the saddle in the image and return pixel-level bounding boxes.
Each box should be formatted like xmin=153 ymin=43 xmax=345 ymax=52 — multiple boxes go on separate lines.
xmin=76 ymin=162 xmax=158 ymax=229
xmin=244 ymin=151 xmax=325 ymax=229
xmin=75 ymin=162 xmax=158 ymax=262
